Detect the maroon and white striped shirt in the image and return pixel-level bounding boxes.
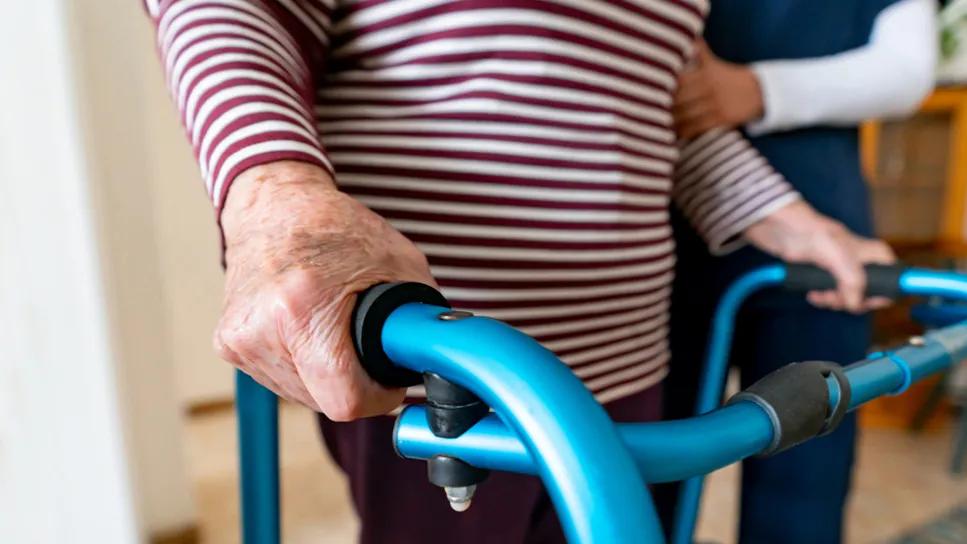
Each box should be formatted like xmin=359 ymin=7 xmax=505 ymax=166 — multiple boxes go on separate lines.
xmin=146 ymin=0 xmax=799 ymax=404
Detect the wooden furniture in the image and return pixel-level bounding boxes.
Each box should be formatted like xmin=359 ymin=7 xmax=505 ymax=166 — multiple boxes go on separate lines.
xmin=862 ymin=87 xmax=967 ymax=250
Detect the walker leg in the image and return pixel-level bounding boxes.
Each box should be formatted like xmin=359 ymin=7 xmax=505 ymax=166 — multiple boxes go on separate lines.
xmin=236 ymin=370 xmax=280 ymax=544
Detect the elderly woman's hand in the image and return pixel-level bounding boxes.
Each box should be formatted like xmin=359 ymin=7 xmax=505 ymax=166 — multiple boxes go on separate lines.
xmin=674 ymin=39 xmax=764 ymax=138
xmin=215 ymin=161 xmax=435 ymax=420
xmin=745 ymin=200 xmax=896 ymax=313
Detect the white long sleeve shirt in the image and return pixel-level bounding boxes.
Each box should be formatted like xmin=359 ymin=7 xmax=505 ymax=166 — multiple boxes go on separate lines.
xmin=747 ymin=0 xmax=938 ymax=136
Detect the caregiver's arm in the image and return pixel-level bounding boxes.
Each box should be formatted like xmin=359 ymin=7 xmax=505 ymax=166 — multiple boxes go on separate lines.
xmin=143 ymin=0 xmax=433 ymax=419
xmin=674 ymin=0 xmax=937 ymax=138
xmin=748 ymin=0 xmax=936 ymax=135
xmin=674 ymin=129 xmax=894 ymax=311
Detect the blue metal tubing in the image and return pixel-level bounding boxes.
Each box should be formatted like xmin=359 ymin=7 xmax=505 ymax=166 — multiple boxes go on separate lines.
xmin=671 ymin=266 xmax=967 ymax=544
xmin=396 ymin=400 xmax=775 ymax=483
xmin=901 ymin=269 xmax=967 ymax=300
xmin=381 ymin=302 xmax=662 ymax=543
xmin=846 ymin=323 xmax=967 ymax=408
xmin=394 ymin=319 xmax=967 ymax=489
xmin=236 ymin=370 xmax=280 ymax=544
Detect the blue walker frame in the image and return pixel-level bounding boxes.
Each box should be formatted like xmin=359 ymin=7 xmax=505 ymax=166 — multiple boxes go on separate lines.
xmin=235 ymin=265 xmax=967 ymax=543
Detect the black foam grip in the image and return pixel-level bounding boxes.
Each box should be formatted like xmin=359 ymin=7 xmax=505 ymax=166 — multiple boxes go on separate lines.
xmin=351 ymin=282 xmax=450 ymax=388
xmin=783 ymin=263 xmax=904 ymax=298
xmin=729 ymin=361 xmax=852 ymax=456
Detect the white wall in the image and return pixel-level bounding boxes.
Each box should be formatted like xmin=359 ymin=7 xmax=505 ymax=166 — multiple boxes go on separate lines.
xmin=1 ymin=0 xmax=205 ymax=541
xmin=67 ymin=0 xmax=199 ymax=537
xmin=0 ymin=1 xmax=142 ymax=542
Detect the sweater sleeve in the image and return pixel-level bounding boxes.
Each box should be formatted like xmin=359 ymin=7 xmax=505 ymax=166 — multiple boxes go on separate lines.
xmin=673 ymin=129 xmax=801 ymax=254
xmin=143 ymin=0 xmax=332 ymax=215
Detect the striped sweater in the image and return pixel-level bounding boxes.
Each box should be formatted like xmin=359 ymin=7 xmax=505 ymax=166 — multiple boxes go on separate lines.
xmin=145 ymin=0 xmax=800 ymax=404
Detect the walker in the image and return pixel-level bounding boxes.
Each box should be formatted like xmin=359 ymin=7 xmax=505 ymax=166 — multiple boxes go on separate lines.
xmin=235 ymin=264 xmax=967 ymax=543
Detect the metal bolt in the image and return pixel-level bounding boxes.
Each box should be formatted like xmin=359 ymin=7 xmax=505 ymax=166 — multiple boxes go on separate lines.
xmin=438 ymin=310 xmax=474 ymax=321
xmin=444 ymin=485 xmax=476 ymax=512
xmin=909 ymin=335 xmax=927 ymax=347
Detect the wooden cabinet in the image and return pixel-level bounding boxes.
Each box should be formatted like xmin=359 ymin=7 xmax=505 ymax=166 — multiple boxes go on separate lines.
xmin=863 ymin=87 xmax=967 ymax=250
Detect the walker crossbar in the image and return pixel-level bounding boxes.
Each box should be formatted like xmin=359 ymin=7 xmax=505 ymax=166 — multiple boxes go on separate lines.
xmin=235 ymin=265 xmax=967 ymax=544
xmin=671 ymin=264 xmax=967 ymax=544
xmin=392 ymin=317 xmax=967 ymax=477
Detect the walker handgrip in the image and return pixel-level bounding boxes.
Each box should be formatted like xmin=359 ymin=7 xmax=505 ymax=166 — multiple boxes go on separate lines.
xmin=783 ymin=263 xmax=904 ymax=298
xmin=351 ymin=282 xmax=450 ymax=388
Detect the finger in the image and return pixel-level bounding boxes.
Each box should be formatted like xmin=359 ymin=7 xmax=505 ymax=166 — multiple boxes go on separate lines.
xmin=674 ymin=74 xmax=712 ymax=106
xmin=821 ymin=290 xmax=846 ymax=309
xmin=807 ymin=290 xmax=840 ymax=309
xmin=862 ymin=296 xmax=893 ymax=311
xmin=213 ymin=317 xmax=285 ymax=395
xmin=823 ymin=244 xmax=866 ymax=312
xmin=673 ymin=102 xmax=717 ymax=126
xmin=361 ymin=382 xmax=407 ymax=417
xmin=329 ymin=356 xmax=406 ymax=420
xmin=858 ymin=239 xmax=896 ymax=265
xmin=806 ymin=291 xmax=826 ymax=307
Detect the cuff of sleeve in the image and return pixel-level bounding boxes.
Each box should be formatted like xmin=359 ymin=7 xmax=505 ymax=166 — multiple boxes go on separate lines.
xmin=212 ymin=145 xmax=330 ymax=214
xmin=675 ymin=130 xmax=803 ymax=253
xmin=708 ymin=191 xmax=802 ymax=255
xmin=745 ymin=62 xmax=787 ymax=137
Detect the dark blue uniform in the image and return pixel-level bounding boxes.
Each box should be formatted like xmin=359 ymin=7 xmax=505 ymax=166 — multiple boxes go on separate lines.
xmin=659 ymin=1 xmax=901 ymax=542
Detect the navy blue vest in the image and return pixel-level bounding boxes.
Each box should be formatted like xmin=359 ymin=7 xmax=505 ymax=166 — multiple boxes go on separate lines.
xmin=675 ymin=0 xmax=901 ymax=286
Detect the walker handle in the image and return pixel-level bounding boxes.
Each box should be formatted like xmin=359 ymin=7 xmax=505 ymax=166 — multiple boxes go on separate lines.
xmin=783 ymin=263 xmax=904 ymax=298
xmin=351 ymin=282 xmax=450 ymax=388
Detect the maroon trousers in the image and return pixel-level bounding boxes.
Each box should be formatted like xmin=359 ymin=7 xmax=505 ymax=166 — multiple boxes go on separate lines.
xmin=318 ymin=385 xmax=662 ymax=544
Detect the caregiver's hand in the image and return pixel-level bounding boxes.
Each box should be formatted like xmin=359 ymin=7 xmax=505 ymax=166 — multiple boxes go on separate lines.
xmin=674 ymin=39 xmax=763 ymax=138
xmin=215 ymin=160 xmax=435 ymax=420
xmin=744 ymin=200 xmax=896 ymax=313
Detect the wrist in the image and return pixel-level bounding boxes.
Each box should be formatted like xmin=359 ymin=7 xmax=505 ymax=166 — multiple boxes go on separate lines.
xmin=744 ymin=200 xmax=828 ymax=259
xmin=755 ymin=199 xmax=817 ymax=230
xmin=737 ymin=65 xmax=765 ymax=124
xmin=221 ymin=160 xmax=338 ymax=244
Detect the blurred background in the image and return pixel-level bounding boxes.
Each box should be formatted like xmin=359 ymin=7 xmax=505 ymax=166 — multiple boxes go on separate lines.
xmin=3 ymin=1 xmax=967 ymax=543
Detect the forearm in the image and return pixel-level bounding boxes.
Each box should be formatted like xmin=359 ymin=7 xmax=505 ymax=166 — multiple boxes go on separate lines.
xmin=144 ymin=0 xmax=331 ymax=215
xmin=747 ymin=0 xmax=937 ymax=135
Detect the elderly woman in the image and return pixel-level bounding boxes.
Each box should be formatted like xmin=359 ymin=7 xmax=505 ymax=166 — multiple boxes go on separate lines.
xmin=144 ymin=1 xmax=893 ymax=541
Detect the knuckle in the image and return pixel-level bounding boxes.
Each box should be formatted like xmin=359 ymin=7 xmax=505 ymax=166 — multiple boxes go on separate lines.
xmin=325 ymin=396 xmax=364 ymax=422
xmin=325 ymin=406 xmax=352 ymax=422
xmin=212 ymin=323 xmax=243 ymax=363
xmin=842 ymin=275 xmax=863 ymax=288
xmin=275 ymin=268 xmax=321 ymax=308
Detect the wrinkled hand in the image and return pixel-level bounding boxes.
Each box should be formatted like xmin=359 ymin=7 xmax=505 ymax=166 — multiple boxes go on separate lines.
xmin=674 ymin=39 xmax=764 ymax=139
xmin=215 ymin=161 xmax=435 ymax=420
xmin=745 ymin=200 xmax=896 ymax=313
